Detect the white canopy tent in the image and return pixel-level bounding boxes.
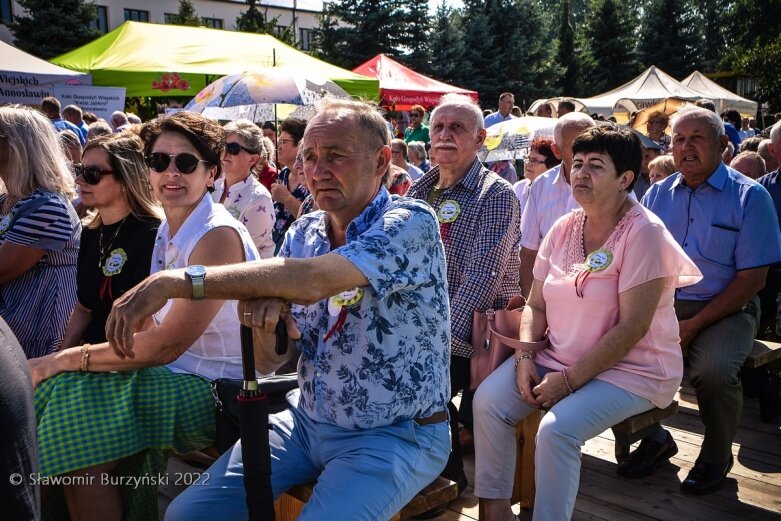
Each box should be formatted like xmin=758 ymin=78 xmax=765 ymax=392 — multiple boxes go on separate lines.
xmin=680 ymin=71 xmax=758 ymax=117
xmin=0 ymin=40 xmax=91 ymax=105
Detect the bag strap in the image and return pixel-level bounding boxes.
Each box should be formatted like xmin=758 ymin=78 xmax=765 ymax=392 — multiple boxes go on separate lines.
xmin=486 ymin=310 xmax=549 ymax=352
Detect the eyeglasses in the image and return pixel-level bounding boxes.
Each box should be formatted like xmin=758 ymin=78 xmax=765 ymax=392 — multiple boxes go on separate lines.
xmin=409 ymin=113 xmax=421 ymax=118
xmin=524 ymin=157 xmax=547 ymax=165
xmin=278 ymin=139 xmax=295 ymax=146
xmin=225 ymin=142 xmax=256 ymax=156
xmin=72 ymin=163 xmax=114 ymax=185
xmin=145 ymin=152 xmax=208 ymax=174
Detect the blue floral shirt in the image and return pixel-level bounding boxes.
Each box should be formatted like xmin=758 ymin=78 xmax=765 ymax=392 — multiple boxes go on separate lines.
xmin=280 ymin=187 xmax=451 ymax=429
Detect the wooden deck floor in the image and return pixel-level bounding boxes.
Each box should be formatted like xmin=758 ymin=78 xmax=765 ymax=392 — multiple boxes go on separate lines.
xmin=444 ymin=384 xmax=781 ymax=521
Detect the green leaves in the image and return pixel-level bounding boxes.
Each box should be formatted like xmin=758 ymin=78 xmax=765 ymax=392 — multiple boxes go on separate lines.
xmin=10 ymin=0 xmax=100 ymax=59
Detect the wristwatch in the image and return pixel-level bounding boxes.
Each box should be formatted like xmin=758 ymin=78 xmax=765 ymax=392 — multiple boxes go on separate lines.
xmin=185 ymin=264 xmax=206 ymax=300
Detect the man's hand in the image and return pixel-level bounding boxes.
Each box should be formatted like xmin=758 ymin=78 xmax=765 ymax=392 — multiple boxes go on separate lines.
xmin=239 ymin=298 xmax=302 ymax=374
xmin=677 ymin=318 xmax=700 ymax=353
xmin=106 ymin=272 xmax=171 ymax=359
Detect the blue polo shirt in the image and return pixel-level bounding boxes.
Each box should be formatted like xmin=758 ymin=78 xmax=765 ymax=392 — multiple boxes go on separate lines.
xmin=758 ymin=169 xmax=781 ymax=229
xmin=483 ymin=112 xmax=514 ymax=129
xmin=642 ymin=163 xmax=781 ymax=301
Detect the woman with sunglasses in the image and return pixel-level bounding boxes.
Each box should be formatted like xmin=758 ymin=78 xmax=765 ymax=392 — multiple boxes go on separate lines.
xmin=0 ymin=105 xmax=80 ymax=359
xmin=61 ymin=133 xmax=162 ymax=350
xmin=215 ymin=120 xmax=275 ymax=258
xmin=29 ymin=112 xmax=260 ymax=520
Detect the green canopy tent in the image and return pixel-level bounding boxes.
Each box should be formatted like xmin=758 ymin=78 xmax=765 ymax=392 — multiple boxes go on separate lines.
xmin=49 ymin=21 xmax=378 ymax=100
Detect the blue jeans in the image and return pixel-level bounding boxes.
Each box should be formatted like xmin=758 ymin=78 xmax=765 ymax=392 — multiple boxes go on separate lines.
xmin=165 ymin=392 xmax=451 ymax=521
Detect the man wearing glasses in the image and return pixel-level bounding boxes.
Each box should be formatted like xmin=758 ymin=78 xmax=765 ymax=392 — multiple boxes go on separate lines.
xmin=484 ymin=92 xmax=516 ymax=129
xmin=404 ymin=104 xmax=430 ymax=145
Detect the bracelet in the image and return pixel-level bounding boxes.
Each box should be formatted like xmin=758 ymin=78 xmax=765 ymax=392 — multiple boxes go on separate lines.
xmin=561 ymin=368 xmax=574 ymax=395
xmin=514 ymin=353 xmax=534 ymax=368
xmin=80 ymin=343 xmax=91 ymax=372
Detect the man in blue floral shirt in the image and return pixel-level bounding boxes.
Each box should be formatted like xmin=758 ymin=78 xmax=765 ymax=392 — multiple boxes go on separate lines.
xmin=109 ymin=99 xmax=452 ymax=521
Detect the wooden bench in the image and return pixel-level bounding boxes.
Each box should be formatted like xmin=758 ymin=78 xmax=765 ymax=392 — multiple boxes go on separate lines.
xmin=745 ymin=339 xmax=781 ymax=369
xmin=275 ymin=477 xmax=458 ymax=521
xmin=611 ymin=401 xmax=679 ymax=463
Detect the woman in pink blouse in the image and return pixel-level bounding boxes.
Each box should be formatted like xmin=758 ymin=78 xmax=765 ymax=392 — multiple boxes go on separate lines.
xmin=473 ymin=126 xmax=702 ymax=521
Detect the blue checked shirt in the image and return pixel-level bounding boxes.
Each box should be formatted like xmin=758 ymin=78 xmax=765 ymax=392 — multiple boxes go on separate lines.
xmin=280 ymin=187 xmax=451 ymax=429
xmin=407 ymin=159 xmax=521 ymax=358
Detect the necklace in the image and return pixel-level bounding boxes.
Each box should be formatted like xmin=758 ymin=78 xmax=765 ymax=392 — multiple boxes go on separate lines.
xmin=98 ymin=216 xmax=128 ymax=268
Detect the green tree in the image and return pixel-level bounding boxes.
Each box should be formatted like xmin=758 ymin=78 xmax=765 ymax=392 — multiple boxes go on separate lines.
xmin=10 ymin=0 xmax=100 ymax=59
xmin=236 ymin=0 xmax=295 ymax=46
xmin=555 ymin=0 xmax=578 ymax=96
xmin=428 ymin=3 xmax=467 ymax=87
xmin=694 ymin=0 xmax=730 ymax=72
xmin=313 ymin=0 xmax=415 ymax=69
xmin=638 ymin=0 xmax=703 ymax=79
xmin=577 ymin=0 xmax=639 ymax=95
xmin=168 ymin=0 xmax=202 ymax=27
xmin=397 ymin=0 xmax=432 ymax=75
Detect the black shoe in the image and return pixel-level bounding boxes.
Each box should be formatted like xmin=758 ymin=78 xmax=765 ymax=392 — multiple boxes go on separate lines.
xmin=680 ymin=456 xmax=734 ymax=495
xmin=616 ymin=430 xmax=678 ymax=479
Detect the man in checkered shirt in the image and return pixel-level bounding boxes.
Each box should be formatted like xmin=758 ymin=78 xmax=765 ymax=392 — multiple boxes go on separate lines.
xmin=407 ymin=93 xmax=521 ymax=496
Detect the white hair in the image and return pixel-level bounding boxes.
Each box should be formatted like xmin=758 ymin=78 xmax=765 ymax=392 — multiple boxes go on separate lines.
xmin=672 ymin=104 xmax=726 ymax=138
xmin=431 ymin=93 xmax=484 ymax=135
xmin=770 ymin=121 xmax=781 ymax=145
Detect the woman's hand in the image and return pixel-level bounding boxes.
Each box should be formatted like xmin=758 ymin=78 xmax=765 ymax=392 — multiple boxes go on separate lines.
xmin=515 ymin=357 xmax=542 ymax=409
xmin=531 ymin=371 xmax=571 ymax=409
xmin=270 ymin=182 xmax=291 ymax=206
xmin=28 ymin=352 xmax=69 ymax=389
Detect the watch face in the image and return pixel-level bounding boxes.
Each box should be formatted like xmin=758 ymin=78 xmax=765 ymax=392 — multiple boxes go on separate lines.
xmin=187 ymin=265 xmax=206 ymax=277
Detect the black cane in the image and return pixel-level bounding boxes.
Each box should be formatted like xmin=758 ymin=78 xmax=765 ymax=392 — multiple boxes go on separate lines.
xmin=238 ymin=324 xmax=274 ymax=520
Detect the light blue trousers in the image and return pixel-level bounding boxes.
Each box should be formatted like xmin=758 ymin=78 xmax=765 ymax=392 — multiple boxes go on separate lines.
xmin=473 ymin=357 xmax=654 ymax=521
xmin=165 ymin=393 xmax=451 ymax=521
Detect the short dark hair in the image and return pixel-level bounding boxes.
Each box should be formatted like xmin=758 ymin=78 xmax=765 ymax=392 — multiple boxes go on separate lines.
xmin=694 ymin=99 xmax=717 ymax=113
xmin=499 ymin=92 xmax=514 ymax=101
xmin=559 ymin=98 xmax=576 ymax=113
xmin=572 ymin=126 xmax=642 ymax=191
xmin=280 ymin=117 xmax=307 ymax=145
xmin=739 ymin=136 xmax=762 ymax=153
xmin=40 ymin=97 xmax=61 ymax=115
xmin=722 ymin=109 xmax=741 ymax=129
xmin=140 ymin=111 xmax=225 ymax=186
xmin=261 ymin=121 xmax=277 ymax=132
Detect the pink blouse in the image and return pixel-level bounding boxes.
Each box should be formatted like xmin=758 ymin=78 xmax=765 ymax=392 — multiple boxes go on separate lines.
xmin=533 ymin=205 xmax=702 ymax=407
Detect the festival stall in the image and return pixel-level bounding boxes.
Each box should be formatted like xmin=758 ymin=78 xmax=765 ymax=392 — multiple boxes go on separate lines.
xmin=352 ymin=54 xmax=478 ymax=111
xmin=0 ymin=40 xmax=91 ymax=105
xmin=681 ymin=71 xmax=758 ymax=117
xmin=50 ymin=21 xmax=378 ymax=100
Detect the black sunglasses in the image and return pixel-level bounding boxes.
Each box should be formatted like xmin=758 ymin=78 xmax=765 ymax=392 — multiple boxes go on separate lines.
xmin=225 ymin=142 xmax=257 ymax=156
xmin=145 ymin=152 xmax=208 ymax=174
xmin=73 ymin=163 xmax=114 ymax=185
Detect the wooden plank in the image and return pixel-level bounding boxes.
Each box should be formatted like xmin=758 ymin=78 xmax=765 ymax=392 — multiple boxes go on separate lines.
xmin=511 ymin=410 xmax=541 ymax=509
xmin=746 ymin=340 xmax=781 ymax=368
xmin=611 ymin=401 xmax=678 ymax=434
xmin=398 ymin=477 xmax=458 ymax=519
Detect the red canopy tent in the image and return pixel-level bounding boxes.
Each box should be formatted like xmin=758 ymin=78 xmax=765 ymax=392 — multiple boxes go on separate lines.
xmin=352 ymin=54 xmax=478 ymax=111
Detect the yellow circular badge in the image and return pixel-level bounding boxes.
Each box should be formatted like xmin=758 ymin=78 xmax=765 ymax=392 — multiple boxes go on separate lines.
xmin=584 ymin=249 xmax=613 ymax=272
xmin=437 ymin=200 xmax=461 ymax=224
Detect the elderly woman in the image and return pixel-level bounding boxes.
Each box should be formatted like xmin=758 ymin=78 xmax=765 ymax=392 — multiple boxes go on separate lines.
xmin=216 ymin=119 xmax=276 ymax=258
xmin=513 ymin=136 xmax=560 ymax=216
xmin=29 ymin=112 xmax=260 ymax=521
xmin=0 ymin=105 xmax=80 ymax=359
xmin=644 ymin=110 xmax=671 ymax=153
xmin=61 ymin=133 xmax=162 ymax=348
xmin=407 ymin=140 xmax=431 ymax=174
xmin=474 ymin=127 xmax=702 ymax=521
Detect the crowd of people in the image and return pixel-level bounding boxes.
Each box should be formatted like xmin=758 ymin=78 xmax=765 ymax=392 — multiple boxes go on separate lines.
xmin=1 ymin=87 xmax=780 ymax=521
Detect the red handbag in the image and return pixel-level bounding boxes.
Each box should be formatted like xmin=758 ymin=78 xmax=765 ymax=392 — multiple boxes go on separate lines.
xmin=469 ymin=296 xmax=548 ymax=391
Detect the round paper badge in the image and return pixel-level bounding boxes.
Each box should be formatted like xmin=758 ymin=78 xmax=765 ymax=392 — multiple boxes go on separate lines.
xmin=584 ymin=249 xmax=613 ymax=272
xmin=102 ymin=248 xmax=128 ymax=276
xmin=437 ymin=200 xmax=461 ymax=224
xmin=327 ymin=287 xmax=364 ymax=317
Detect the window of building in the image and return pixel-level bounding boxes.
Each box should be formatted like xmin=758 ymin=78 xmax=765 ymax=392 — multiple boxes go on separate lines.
xmin=89 ymin=5 xmax=109 ymax=33
xmin=164 ymin=12 xmax=176 ymax=24
xmin=299 ymin=28 xmax=314 ymax=51
xmin=202 ymin=17 xmax=222 ymax=29
xmin=275 ymin=25 xmax=287 ymax=38
xmin=124 ymin=9 xmax=149 ymax=22
xmin=1 ymin=0 xmax=12 ymax=24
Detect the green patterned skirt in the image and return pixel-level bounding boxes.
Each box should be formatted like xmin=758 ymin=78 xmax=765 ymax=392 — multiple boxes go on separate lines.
xmin=35 ymin=366 xmax=215 ymax=521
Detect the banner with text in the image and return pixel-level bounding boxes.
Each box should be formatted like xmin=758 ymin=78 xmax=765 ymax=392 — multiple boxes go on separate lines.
xmin=0 ymin=73 xmax=90 ymax=106
xmin=53 ymin=85 xmax=126 ymax=122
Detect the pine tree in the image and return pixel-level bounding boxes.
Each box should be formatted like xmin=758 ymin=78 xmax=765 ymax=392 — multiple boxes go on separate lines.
xmin=168 ymin=0 xmax=202 ymax=27
xmin=555 ymin=0 xmax=578 ymax=96
xmin=638 ymin=0 xmax=703 ymax=79
xmin=397 ymin=0 xmax=431 ymax=75
xmin=428 ymin=3 xmax=466 ymax=87
xmin=10 ymin=0 xmax=100 ymax=59
xmin=577 ymin=0 xmax=639 ymax=95
xmin=313 ymin=0 xmax=412 ymax=69
xmin=235 ymin=0 xmax=295 ymax=47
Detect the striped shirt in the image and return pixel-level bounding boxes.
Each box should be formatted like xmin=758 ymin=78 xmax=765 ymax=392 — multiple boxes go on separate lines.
xmin=0 ymin=190 xmax=79 ymax=357
xmin=407 ymin=159 xmax=521 ymax=358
